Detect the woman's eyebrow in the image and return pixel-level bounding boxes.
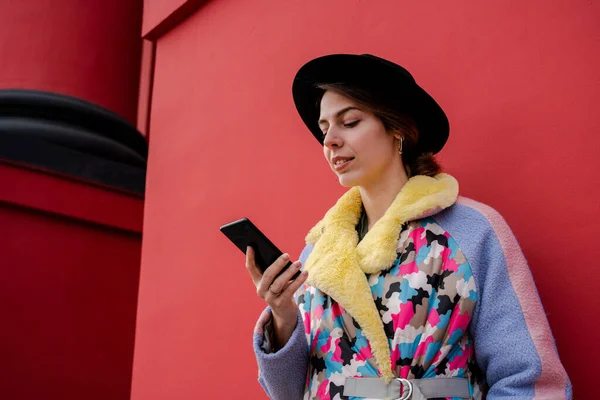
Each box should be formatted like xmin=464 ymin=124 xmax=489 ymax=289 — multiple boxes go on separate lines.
xmin=318 ymin=106 xmax=361 ymax=126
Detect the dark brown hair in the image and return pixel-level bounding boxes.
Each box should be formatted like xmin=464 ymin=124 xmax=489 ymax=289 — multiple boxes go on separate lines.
xmin=317 ymin=83 xmax=441 ymax=178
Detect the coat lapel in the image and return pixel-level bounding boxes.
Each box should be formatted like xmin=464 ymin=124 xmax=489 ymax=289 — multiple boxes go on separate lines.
xmin=303 ymin=173 xmax=459 ymax=382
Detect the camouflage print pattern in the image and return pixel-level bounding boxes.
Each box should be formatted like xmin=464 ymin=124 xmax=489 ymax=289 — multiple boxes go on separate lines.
xmin=296 ymin=218 xmax=486 ymax=400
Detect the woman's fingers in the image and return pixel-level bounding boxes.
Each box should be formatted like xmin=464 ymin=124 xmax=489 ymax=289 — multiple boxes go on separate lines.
xmin=280 ymin=270 xmax=308 ymax=298
xmin=250 ymin=250 xmax=308 ymax=312
xmin=257 ymin=252 xmax=290 ymax=297
xmin=245 ymin=246 xmax=263 ymax=285
xmin=266 ymin=270 xmax=308 ymax=312
xmin=267 ymin=260 xmax=303 ymax=295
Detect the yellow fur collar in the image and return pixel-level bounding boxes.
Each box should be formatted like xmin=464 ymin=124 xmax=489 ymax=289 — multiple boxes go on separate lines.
xmin=303 ymin=173 xmax=459 ymax=382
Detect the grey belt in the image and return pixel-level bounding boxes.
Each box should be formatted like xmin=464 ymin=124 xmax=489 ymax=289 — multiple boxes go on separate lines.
xmin=343 ymin=377 xmax=471 ymax=399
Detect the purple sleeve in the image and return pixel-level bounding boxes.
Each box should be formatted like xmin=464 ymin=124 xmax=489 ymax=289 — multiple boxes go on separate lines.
xmin=253 ymin=308 xmax=308 ymax=399
xmin=252 ymin=244 xmax=313 ymax=399
xmin=434 ymin=199 xmax=572 ymax=399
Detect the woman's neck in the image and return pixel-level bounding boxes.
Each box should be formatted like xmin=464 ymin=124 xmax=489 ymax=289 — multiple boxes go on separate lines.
xmin=359 ymin=168 xmax=409 ymax=230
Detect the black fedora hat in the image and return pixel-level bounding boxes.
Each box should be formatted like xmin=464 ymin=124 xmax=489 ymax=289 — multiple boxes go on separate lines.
xmin=292 ymin=54 xmax=449 ymax=154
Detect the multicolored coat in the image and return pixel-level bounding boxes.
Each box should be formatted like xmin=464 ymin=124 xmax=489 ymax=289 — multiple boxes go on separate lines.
xmin=253 ymin=174 xmax=571 ymax=399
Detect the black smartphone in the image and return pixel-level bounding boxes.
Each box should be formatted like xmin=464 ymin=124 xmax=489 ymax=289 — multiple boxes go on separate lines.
xmin=220 ymin=217 xmax=300 ymax=280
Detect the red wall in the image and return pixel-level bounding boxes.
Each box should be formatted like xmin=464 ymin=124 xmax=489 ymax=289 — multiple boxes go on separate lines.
xmin=0 ymin=0 xmax=143 ymax=123
xmin=142 ymin=0 xmax=188 ymax=36
xmin=133 ymin=1 xmax=599 ymax=398
xmin=0 ymin=162 xmax=144 ymax=399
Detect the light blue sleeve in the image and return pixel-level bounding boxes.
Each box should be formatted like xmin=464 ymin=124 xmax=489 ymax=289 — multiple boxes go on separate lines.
xmin=434 ymin=202 xmax=571 ymax=399
xmin=252 ymin=244 xmax=314 ymax=399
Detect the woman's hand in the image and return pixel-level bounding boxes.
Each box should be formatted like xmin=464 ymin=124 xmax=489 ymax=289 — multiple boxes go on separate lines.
xmin=246 ymin=246 xmax=308 ymax=350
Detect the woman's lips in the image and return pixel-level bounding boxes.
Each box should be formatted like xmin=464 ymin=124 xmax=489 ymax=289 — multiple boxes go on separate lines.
xmin=333 ymin=158 xmax=354 ymax=172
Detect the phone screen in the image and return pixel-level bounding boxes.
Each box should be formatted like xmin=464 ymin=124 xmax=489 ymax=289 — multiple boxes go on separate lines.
xmin=220 ymin=218 xmax=299 ymax=279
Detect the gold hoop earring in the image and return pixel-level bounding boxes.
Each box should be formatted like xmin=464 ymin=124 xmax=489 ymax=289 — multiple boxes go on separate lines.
xmin=398 ymin=137 xmax=404 ymax=155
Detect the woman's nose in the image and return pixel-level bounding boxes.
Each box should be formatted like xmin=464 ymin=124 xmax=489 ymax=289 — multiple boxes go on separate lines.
xmin=323 ymin=127 xmax=342 ymax=148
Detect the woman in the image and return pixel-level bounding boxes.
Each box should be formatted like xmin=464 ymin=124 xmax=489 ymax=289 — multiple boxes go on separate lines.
xmin=246 ymin=54 xmax=571 ymax=399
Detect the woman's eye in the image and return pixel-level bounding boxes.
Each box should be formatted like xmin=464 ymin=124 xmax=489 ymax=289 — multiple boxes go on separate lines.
xmin=343 ymin=120 xmax=359 ymax=128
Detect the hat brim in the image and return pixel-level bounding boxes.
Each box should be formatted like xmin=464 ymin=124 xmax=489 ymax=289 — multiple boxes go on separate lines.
xmin=292 ymin=54 xmax=449 ymax=154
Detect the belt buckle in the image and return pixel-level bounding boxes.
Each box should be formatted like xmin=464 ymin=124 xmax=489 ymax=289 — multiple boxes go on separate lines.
xmin=396 ymin=378 xmax=413 ymax=400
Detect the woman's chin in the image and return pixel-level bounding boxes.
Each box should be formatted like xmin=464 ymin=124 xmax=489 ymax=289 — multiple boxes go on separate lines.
xmin=337 ymin=173 xmax=361 ymax=187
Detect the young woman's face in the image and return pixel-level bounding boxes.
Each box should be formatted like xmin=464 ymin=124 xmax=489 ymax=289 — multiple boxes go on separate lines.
xmin=319 ymin=90 xmax=400 ymax=187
